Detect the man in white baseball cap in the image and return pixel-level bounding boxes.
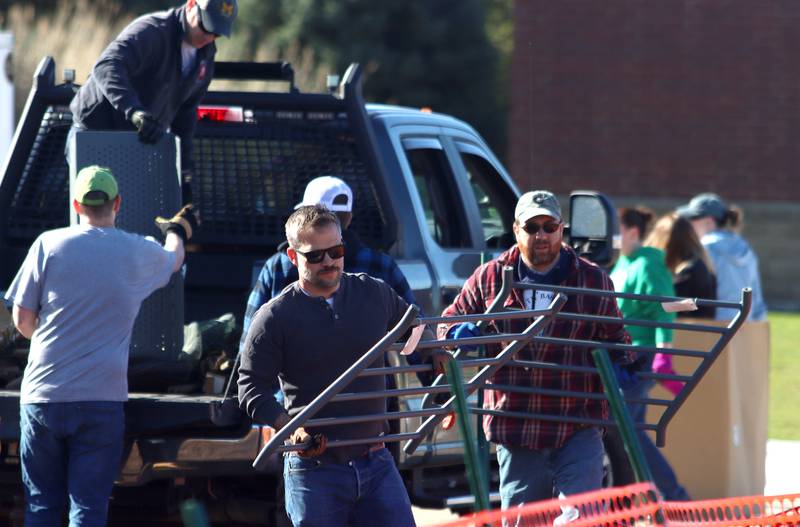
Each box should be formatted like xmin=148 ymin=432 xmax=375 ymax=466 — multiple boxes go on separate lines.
xmin=294 ymin=175 xmax=354 ymax=212
xmin=240 ymin=175 xmax=417 ymax=355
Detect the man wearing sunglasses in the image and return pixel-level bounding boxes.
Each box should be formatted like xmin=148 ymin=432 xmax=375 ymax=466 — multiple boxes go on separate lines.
xmin=438 ymin=190 xmax=633 ymax=513
xmin=240 ymin=176 xmax=418 ymax=366
xmin=68 ymin=0 xmax=238 ymax=203
xmin=238 ymin=205 xmax=449 ymax=527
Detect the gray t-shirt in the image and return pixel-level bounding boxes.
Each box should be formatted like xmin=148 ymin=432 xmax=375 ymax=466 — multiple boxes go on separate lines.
xmin=4 ymin=225 xmax=176 ymax=403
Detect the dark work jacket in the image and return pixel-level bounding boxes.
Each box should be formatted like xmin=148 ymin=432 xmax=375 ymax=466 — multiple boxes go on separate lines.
xmin=673 ymin=258 xmax=717 ymax=319
xmin=69 ymin=6 xmax=215 ymax=171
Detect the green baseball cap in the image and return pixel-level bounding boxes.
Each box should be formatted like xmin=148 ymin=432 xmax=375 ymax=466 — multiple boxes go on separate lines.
xmin=74 ymin=165 xmax=119 ymax=206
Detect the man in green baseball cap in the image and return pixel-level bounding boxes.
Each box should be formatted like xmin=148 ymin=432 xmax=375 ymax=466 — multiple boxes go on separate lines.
xmin=5 ymin=165 xmax=199 ymax=525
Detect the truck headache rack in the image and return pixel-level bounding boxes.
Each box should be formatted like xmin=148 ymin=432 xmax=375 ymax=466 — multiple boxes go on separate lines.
xmin=253 ymin=267 xmax=751 ymax=470
xmin=0 ymin=57 xmax=396 ymax=289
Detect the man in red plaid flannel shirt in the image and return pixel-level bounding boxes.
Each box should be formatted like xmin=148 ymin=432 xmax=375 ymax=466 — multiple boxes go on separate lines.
xmin=439 ymin=190 xmax=633 ymax=510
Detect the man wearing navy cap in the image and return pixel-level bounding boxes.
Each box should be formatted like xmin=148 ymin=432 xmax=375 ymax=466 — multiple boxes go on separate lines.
xmin=69 ymin=0 xmax=238 ymax=202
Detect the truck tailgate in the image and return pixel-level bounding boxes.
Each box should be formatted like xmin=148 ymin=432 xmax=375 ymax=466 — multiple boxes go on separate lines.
xmin=0 ymin=391 xmax=234 ymax=440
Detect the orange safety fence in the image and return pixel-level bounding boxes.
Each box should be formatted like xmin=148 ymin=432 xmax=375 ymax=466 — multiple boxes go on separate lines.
xmin=434 ymin=484 xmax=800 ymax=527
xmin=435 ymin=483 xmax=662 ymax=527
xmin=662 ymin=493 xmax=800 ymax=527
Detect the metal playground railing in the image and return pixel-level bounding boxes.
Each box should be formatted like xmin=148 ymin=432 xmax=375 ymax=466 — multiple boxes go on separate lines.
xmin=251 ymin=266 xmax=752 ymax=501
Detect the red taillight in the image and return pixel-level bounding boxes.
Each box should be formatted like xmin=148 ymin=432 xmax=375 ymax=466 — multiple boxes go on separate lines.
xmin=197 ymin=105 xmax=244 ymax=122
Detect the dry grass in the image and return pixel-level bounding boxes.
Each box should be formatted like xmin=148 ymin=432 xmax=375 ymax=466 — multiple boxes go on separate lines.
xmin=3 ymin=0 xmax=130 ymax=116
xmin=1 ymin=0 xmax=329 ymax=120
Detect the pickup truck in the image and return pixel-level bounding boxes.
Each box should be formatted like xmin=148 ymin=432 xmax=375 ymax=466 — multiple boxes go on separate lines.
xmin=0 ymin=57 xmax=619 ymax=525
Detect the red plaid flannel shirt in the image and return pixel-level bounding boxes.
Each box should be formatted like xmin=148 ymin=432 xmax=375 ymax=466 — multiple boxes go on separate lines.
xmin=438 ymin=245 xmax=633 ymax=450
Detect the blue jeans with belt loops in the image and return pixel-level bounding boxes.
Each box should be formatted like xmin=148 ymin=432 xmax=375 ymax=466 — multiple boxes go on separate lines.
xmin=20 ymin=402 xmax=125 ymax=527
xmin=496 ymin=427 xmax=605 ymax=510
xmin=283 ymin=447 xmax=416 ymax=527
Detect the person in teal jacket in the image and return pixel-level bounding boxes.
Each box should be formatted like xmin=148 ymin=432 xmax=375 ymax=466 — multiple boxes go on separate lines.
xmin=609 ymin=206 xmax=690 ymax=501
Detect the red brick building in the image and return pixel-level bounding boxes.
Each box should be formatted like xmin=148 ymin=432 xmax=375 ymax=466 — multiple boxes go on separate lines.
xmin=509 ymin=1 xmax=800 ymax=308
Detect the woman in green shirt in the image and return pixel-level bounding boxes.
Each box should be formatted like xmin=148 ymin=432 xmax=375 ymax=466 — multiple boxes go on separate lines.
xmin=609 ymin=206 xmax=689 ymax=501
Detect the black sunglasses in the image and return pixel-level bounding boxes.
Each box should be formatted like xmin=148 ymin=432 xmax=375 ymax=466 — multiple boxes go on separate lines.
xmin=522 ymin=221 xmax=561 ymax=235
xmin=295 ymin=243 xmax=345 ymax=264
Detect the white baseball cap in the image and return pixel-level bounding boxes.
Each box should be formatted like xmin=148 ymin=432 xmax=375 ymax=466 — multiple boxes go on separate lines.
xmin=295 ymin=176 xmax=353 ymax=212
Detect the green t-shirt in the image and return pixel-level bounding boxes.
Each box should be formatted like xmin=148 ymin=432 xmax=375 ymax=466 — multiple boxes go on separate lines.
xmin=610 ymin=246 xmax=675 ymax=347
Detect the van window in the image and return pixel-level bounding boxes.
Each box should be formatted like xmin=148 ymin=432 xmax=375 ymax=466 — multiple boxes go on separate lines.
xmin=403 ymin=144 xmax=469 ymax=248
xmin=459 ymin=152 xmax=516 ymax=248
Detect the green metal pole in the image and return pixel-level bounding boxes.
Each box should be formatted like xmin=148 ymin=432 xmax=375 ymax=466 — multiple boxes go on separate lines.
xmin=446 ymin=358 xmax=490 ymax=512
xmin=180 ymin=499 xmax=211 ymax=527
xmin=475 ymin=343 xmax=490 ymax=490
xmin=476 ymin=252 xmax=491 ymax=494
xmin=591 ymin=348 xmax=654 ymax=484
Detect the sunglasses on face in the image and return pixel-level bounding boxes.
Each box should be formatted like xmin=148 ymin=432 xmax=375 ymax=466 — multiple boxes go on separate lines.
xmin=295 ymin=243 xmax=345 ymax=264
xmin=522 ymin=221 xmax=561 ymax=235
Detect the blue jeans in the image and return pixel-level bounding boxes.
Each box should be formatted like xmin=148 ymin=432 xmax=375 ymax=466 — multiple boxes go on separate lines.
xmin=496 ymin=427 xmax=604 ymax=510
xmin=624 ymin=380 xmax=690 ymax=501
xmin=283 ymin=447 xmax=415 ymax=527
xmin=20 ymin=402 xmax=125 ymax=527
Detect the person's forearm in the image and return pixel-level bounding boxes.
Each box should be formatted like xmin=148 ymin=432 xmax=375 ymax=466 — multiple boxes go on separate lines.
xmin=164 ymin=232 xmax=185 ymax=272
xmin=238 ymin=383 xmax=288 ymax=428
xmin=12 ymin=304 xmax=37 ymax=339
xmin=237 ymin=339 xmax=287 ymax=428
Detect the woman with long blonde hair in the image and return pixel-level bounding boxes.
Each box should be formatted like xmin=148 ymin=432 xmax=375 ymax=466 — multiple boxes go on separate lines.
xmin=608 ymin=207 xmax=689 ymax=501
xmin=645 ymin=213 xmax=716 ymax=319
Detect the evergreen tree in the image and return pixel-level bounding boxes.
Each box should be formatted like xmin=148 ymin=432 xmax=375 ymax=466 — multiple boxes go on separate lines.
xmin=272 ymin=0 xmax=505 ymax=153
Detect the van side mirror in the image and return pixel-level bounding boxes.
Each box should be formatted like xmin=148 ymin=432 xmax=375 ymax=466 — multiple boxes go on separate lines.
xmin=566 ymin=191 xmax=619 ymax=267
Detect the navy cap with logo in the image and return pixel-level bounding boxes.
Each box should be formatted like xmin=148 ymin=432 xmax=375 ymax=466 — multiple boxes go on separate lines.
xmin=197 ymin=0 xmax=238 ymax=38
xmin=676 ymin=193 xmax=728 ymax=221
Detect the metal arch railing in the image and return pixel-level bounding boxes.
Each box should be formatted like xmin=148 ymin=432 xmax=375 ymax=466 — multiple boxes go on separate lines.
xmin=499 ymin=273 xmax=752 ymax=447
xmin=252 ymin=291 xmax=568 ymax=470
xmin=401 ymin=267 xmax=751 ymax=452
xmin=251 ymin=265 xmax=752 ymax=470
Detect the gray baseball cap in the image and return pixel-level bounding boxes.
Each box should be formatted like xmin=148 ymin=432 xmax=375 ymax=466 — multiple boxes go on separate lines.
xmin=676 ymin=193 xmax=727 ymax=221
xmin=515 ymin=190 xmax=562 ymax=224
xmin=197 ymin=0 xmax=238 ymax=38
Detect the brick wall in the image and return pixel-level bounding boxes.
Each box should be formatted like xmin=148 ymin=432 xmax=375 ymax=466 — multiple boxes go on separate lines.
xmin=511 ymin=1 xmax=800 ymax=308
xmin=510 ymin=1 xmax=800 ymax=201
